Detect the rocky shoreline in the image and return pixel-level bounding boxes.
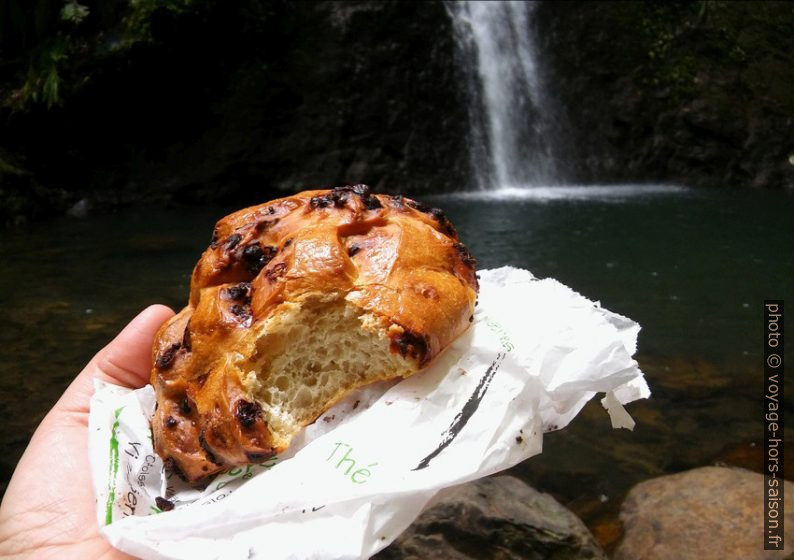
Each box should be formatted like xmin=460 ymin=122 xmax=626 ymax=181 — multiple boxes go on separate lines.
xmin=377 ymin=467 xmax=792 ymax=559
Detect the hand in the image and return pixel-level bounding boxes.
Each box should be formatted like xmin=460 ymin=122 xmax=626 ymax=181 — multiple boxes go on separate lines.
xmin=0 ymin=305 xmax=174 ymax=560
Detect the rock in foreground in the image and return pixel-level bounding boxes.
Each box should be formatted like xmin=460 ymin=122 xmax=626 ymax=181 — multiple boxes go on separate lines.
xmin=375 ymin=475 xmax=606 ymax=560
xmin=616 ymin=466 xmax=793 ymax=560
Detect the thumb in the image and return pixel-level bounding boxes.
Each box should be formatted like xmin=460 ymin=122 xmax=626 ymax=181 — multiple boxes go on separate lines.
xmin=55 ymin=304 xmax=175 ymax=415
xmin=91 ymin=304 xmax=175 ymax=388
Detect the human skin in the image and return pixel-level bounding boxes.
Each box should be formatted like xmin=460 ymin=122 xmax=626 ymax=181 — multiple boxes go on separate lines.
xmin=0 ymin=305 xmax=174 ymax=560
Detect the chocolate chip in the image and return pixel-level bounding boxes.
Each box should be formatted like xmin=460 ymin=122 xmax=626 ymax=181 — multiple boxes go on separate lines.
xmin=224 ymin=233 xmax=242 ymax=251
xmin=164 ymin=458 xmax=188 ymax=482
xmin=453 ymin=242 xmax=477 ymax=268
xmin=351 ymin=184 xmax=371 ymax=197
xmin=469 ymin=315 xmax=474 ymax=323
xmin=331 ymin=185 xmax=367 ymax=203
xmin=392 ymin=330 xmax=429 ymax=365
xmin=181 ymin=325 xmax=192 ymax=351
xmin=230 ymin=303 xmax=247 ymax=316
xmin=515 ymin=436 xmax=523 ymax=444
xmin=236 ymin=400 xmax=262 ymax=428
xmin=253 ymin=218 xmax=278 ymax=233
xmin=347 ymin=244 xmax=361 ymax=257
xmin=210 ymin=227 xmax=221 ymax=249
xmin=265 ymin=262 xmax=287 ymax=283
xmin=242 ymin=242 xmax=276 ymax=275
xmin=155 ymin=496 xmax=175 ymax=511
xmin=407 ymin=199 xmax=431 ymax=213
xmin=330 ymin=189 xmax=349 ymax=207
xmin=283 ymin=237 xmax=293 ymax=249
xmin=230 ymin=303 xmax=252 ymax=323
xmin=198 ymin=431 xmax=223 ymax=466
xmin=155 ymin=343 xmax=181 ymax=370
xmin=224 ymin=282 xmax=252 ymax=302
xmin=179 ymin=396 xmax=192 ymax=415
xmin=268 ymin=206 xmax=276 ymax=215
xmin=363 ymin=196 xmax=382 ymax=210
xmin=242 ymin=242 xmax=264 ymax=269
xmin=165 ymin=416 xmax=178 ymax=428
xmin=390 ymin=195 xmax=405 ymax=209
xmin=309 ymin=194 xmax=333 ymax=208
xmin=431 ymin=208 xmax=456 ymax=237
xmin=246 ymin=450 xmax=275 ymax=462
xmin=353 ymin=400 xmax=360 ymax=409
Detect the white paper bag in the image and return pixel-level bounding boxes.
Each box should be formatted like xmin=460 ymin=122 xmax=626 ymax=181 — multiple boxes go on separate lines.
xmin=89 ymin=266 xmax=650 ymax=560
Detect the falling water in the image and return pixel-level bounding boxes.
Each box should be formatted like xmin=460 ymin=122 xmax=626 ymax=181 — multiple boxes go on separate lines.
xmin=449 ymin=1 xmax=558 ymax=189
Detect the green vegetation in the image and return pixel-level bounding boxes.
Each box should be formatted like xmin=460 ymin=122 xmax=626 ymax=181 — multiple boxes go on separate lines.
xmin=1 ymin=0 xmax=195 ymax=109
xmin=634 ymin=1 xmax=794 ymax=111
xmin=122 ymin=0 xmax=194 ymax=43
xmin=0 ymin=0 xmax=790 ymax=226
xmin=61 ymin=1 xmax=90 ymax=24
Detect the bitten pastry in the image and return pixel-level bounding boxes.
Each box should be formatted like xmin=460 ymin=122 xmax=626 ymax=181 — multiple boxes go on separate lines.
xmin=150 ymin=185 xmax=478 ymax=482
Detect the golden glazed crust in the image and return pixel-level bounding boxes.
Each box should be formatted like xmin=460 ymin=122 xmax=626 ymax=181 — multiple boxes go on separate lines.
xmin=150 ymin=185 xmax=478 ymax=482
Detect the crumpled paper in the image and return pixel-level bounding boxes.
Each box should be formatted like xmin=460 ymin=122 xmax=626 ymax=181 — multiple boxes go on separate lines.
xmin=89 ymin=266 xmax=649 ymax=560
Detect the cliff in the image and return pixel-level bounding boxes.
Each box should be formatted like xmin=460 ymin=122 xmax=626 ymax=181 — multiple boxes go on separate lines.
xmin=0 ymin=0 xmax=468 ymax=225
xmin=1 ymin=0 xmax=792 ymax=226
xmin=535 ymin=0 xmax=794 ymax=189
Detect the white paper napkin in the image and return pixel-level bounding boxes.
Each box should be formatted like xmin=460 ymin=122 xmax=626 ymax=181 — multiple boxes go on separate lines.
xmin=89 ymin=266 xmax=650 ymax=560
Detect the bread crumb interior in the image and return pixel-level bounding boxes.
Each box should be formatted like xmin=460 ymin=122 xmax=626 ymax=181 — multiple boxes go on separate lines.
xmin=241 ymin=297 xmax=413 ymax=445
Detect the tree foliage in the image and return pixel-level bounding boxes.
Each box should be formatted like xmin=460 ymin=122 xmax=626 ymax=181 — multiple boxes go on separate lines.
xmin=0 ymin=0 xmax=195 ymax=109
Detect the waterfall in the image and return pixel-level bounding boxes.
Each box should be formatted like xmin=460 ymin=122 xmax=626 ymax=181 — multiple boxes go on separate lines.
xmin=449 ymin=1 xmax=558 ymax=189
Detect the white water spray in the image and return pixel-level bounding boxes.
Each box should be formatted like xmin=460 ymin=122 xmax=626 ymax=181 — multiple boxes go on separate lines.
xmin=449 ymin=1 xmax=558 ymax=189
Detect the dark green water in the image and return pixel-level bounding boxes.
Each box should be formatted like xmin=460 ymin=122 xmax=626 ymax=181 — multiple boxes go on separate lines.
xmin=1 ymin=185 xmax=792 ymax=545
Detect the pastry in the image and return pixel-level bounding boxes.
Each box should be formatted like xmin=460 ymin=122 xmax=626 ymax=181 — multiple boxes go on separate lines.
xmin=150 ymin=185 xmax=478 ymax=481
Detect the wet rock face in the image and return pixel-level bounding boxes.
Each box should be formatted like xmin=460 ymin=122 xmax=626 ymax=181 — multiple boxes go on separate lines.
xmin=0 ymin=1 xmax=471 ymax=226
xmin=616 ymin=466 xmax=794 ymax=560
xmin=534 ymin=1 xmax=794 ymax=190
xmin=376 ymin=476 xmax=607 ymax=560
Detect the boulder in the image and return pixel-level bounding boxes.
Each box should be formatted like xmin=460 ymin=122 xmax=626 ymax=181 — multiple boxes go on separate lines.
xmin=376 ymin=475 xmax=606 ymax=560
xmin=616 ymin=466 xmax=794 ymax=559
